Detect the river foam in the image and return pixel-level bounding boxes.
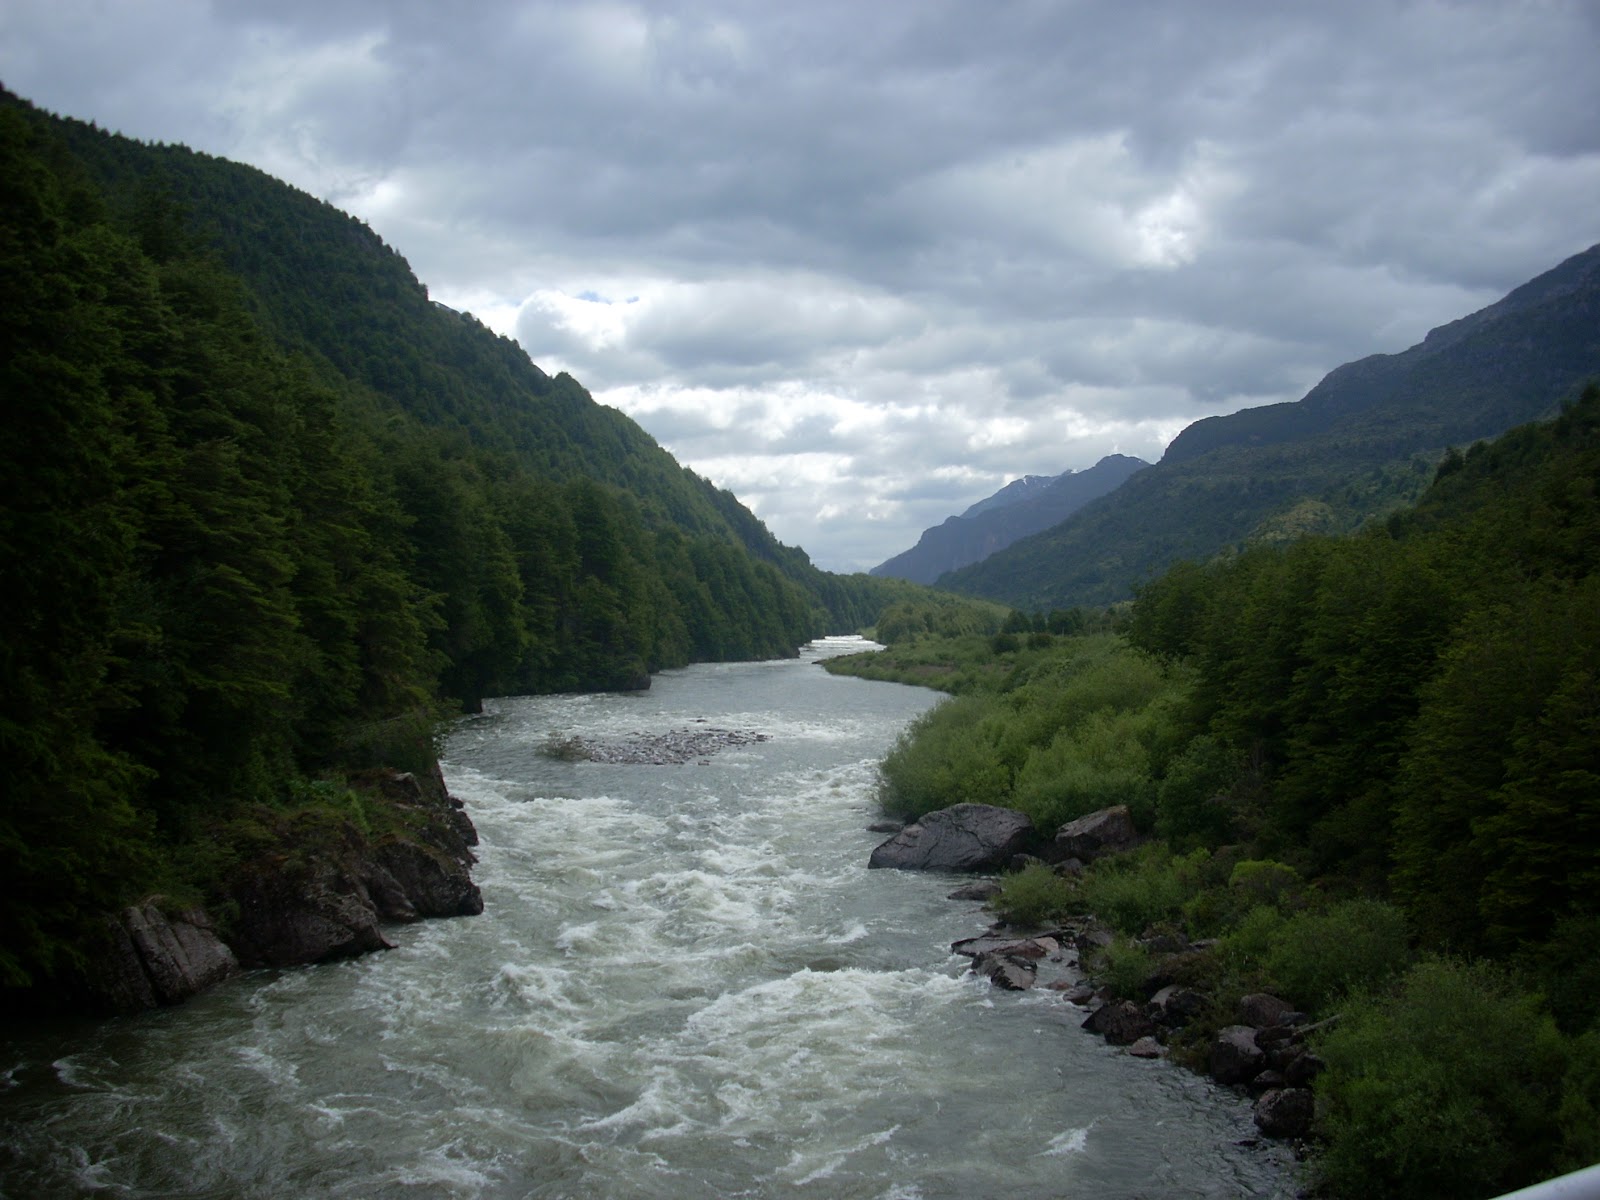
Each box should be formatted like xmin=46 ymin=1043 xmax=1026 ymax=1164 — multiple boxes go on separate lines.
xmin=0 ymin=642 xmax=1295 ymax=1198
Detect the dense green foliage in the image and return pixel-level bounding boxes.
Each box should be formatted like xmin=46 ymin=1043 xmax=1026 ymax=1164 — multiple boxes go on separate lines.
xmin=868 ymin=384 xmax=1600 ymax=1196
xmin=863 ymin=635 xmax=1184 ymax=832
xmin=0 ymin=94 xmax=922 ymax=999
xmin=1128 ymin=383 xmax=1600 ymax=946
xmin=943 ymin=242 xmax=1600 ymax=609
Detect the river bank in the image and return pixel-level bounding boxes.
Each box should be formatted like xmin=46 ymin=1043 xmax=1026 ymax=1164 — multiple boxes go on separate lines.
xmin=0 ymin=644 xmax=1296 ymax=1198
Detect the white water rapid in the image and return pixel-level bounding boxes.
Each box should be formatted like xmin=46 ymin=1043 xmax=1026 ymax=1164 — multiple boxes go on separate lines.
xmin=0 ymin=638 xmax=1295 ymax=1198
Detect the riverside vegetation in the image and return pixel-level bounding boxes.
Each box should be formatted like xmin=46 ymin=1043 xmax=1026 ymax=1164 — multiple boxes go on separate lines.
xmin=825 ymin=385 xmax=1600 ymax=1200
xmin=0 ymin=92 xmax=925 ymax=1010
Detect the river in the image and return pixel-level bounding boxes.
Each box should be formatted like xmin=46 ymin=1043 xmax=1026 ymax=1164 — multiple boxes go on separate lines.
xmin=0 ymin=638 xmax=1295 ymax=1199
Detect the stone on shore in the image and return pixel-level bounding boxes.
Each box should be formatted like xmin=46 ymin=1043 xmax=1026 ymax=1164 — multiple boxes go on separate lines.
xmin=947 ymin=880 xmax=1004 ymax=901
xmin=1127 ymin=1036 xmax=1164 ymax=1059
xmin=1052 ymin=805 xmax=1139 ymax=863
xmin=1238 ymin=992 xmax=1296 ymax=1029
xmin=868 ymin=803 xmax=1036 ymax=872
xmin=1254 ymin=1087 xmax=1315 ymax=1139
xmin=1083 ymin=1000 xmax=1157 ymax=1046
xmin=1210 ymin=1025 xmax=1267 ymax=1085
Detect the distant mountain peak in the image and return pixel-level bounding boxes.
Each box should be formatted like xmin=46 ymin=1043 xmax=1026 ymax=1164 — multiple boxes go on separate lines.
xmin=871 ymin=454 xmax=1149 ymax=584
xmin=959 ymin=472 xmax=1069 ymax=519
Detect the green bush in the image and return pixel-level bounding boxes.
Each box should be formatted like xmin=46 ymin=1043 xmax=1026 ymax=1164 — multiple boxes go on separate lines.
xmin=1094 ymin=938 xmax=1155 ymax=1001
xmin=876 ymin=695 xmax=1010 ymax=818
xmin=1266 ymin=898 xmax=1409 ymax=1012
xmin=1227 ymin=859 xmax=1303 ymax=908
xmin=1315 ymin=957 xmax=1568 ymax=1199
xmin=1218 ymin=898 xmax=1409 ymax=1013
xmin=994 ymin=862 xmax=1074 ymax=927
xmin=1557 ymin=1029 xmax=1600 ymax=1172
xmin=1078 ymin=845 xmax=1206 ymax=935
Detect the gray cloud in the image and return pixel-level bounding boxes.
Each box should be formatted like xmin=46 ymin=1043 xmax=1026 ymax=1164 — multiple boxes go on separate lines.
xmin=2 ymin=0 xmax=1596 ymax=570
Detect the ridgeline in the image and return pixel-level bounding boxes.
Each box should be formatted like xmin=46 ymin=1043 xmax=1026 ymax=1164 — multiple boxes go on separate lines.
xmin=0 ymin=90 xmax=923 ymax=1008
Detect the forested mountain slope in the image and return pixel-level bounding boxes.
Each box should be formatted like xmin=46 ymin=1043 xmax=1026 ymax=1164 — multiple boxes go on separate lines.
xmin=871 ymin=454 xmax=1148 ymax=584
xmin=0 ymin=90 xmax=916 ymax=1004
xmin=944 ymin=242 xmax=1600 ymax=608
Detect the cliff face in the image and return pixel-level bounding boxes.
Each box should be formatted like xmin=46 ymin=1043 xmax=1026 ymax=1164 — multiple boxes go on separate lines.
xmin=76 ymin=768 xmax=481 ymax=1014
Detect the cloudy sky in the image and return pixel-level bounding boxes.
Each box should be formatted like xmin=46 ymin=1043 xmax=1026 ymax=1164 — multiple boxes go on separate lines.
xmin=4 ymin=2 xmax=1597 ymax=570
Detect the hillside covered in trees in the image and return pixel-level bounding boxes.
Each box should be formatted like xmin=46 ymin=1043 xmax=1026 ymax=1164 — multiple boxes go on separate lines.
xmin=832 ymin=384 xmax=1600 ymax=1197
xmin=0 ymin=91 xmax=920 ymax=1005
xmin=943 ymin=241 xmax=1600 ymax=609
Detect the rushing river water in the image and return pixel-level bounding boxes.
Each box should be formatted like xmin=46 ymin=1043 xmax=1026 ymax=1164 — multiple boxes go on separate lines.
xmin=1 ymin=638 xmax=1295 ymax=1199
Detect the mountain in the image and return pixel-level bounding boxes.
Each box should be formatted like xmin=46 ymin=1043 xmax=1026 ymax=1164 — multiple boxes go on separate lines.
xmin=942 ymin=242 xmax=1600 ymax=609
xmin=0 ymin=89 xmax=928 ymax=1004
xmin=871 ymin=455 xmax=1149 ymax=584
xmin=959 ymin=473 xmax=1062 ymax=519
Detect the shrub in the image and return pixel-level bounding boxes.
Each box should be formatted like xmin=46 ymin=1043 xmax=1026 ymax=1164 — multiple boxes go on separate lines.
xmin=1265 ymin=898 xmax=1409 ymax=1012
xmin=876 ymin=695 xmax=1010 ymax=818
xmin=1009 ymin=707 xmax=1162 ymax=831
xmin=1094 ymin=938 xmax=1155 ymax=1001
xmin=1078 ymin=845 xmax=1206 ymax=935
xmin=994 ymin=862 xmax=1074 ymax=927
xmin=1558 ymin=1030 xmax=1600 ymax=1173
xmin=1227 ymin=859 xmax=1303 ymax=908
xmin=1315 ymin=957 xmax=1568 ymax=1199
xmin=1218 ymin=904 xmax=1286 ymax=979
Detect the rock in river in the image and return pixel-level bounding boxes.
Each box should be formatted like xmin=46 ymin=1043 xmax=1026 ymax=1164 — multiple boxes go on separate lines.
xmin=867 ymin=803 xmax=1036 ymax=872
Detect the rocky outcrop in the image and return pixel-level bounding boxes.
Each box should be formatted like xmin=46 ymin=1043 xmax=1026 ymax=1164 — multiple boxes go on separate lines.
xmin=1051 ymin=805 xmax=1139 ymax=863
xmin=868 ymin=804 xmax=1037 ymax=872
xmin=227 ymin=767 xmax=482 ymax=968
xmin=86 ymin=904 xmax=239 ymax=1012
xmin=78 ymin=765 xmax=482 ymax=1012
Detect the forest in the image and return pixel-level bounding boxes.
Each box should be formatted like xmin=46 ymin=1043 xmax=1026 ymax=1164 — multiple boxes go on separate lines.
xmin=828 ymin=385 xmax=1600 ymax=1198
xmin=0 ymin=95 xmax=920 ymax=1005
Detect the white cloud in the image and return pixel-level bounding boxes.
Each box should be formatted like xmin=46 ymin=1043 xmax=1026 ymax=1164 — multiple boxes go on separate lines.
xmin=3 ymin=0 xmax=1597 ymax=571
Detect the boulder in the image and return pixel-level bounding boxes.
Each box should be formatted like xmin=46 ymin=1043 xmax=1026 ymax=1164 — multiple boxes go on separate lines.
xmin=1084 ymin=1000 xmax=1157 ymax=1045
xmin=1285 ymin=1051 xmax=1326 ymax=1088
xmin=1210 ymin=1025 xmax=1266 ymax=1086
xmin=1249 ymin=1069 xmax=1289 ymax=1095
xmin=1127 ymin=1036 xmax=1164 ymax=1059
xmin=85 ymin=904 xmax=239 ymax=1012
xmin=1253 ymin=1087 xmax=1315 ymax=1139
xmin=228 ymin=858 xmax=396 ymax=968
xmin=120 ymin=904 xmax=239 ymax=1004
xmin=868 ymin=804 xmax=1036 ymax=872
xmin=1149 ymin=984 xmax=1208 ymax=1025
xmin=1052 ymin=805 xmax=1139 ymax=863
xmin=974 ymin=951 xmax=1038 ymax=991
xmin=947 ymin=880 xmax=1003 ymax=901
xmin=1238 ymin=992 xmax=1296 ymax=1029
